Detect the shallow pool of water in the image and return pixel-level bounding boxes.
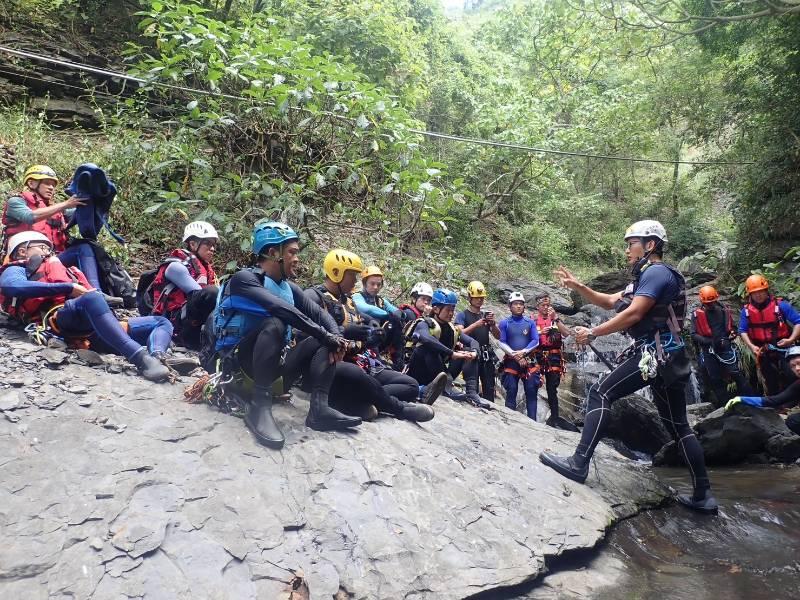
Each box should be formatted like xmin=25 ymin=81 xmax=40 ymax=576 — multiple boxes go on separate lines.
xmin=525 ymin=466 xmax=800 ymax=600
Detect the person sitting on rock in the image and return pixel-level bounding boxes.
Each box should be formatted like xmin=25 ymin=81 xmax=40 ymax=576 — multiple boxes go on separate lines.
xmin=452 ymin=281 xmax=499 ymax=404
xmin=210 ymin=221 xmax=362 ymax=449
xmin=352 ymin=265 xmax=406 ymax=371
xmin=2 ymin=165 xmax=102 ymax=290
xmin=0 ymin=232 xmax=171 ymax=382
xmin=304 ymin=249 xmax=439 ymax=421
xmin=725 ymin=345 xmax=800 ymax=436
xmin=406 ymin=288 xmax=492 ymax=409
xmin=532 ymin=292 xmax=572 ymax=426
xmin=498 ymin=292 xmax=540 ymax=419
xmin=691 ymin=285 xmax=752 ymax=406
xmin=738 ymin=275 xmax=800 ymax=396
xmin=398 ymin=281 xmax=433 ymax=323
xmin=150 ymin=221 xmax=220 ymax=350
xmin=540 ymin=220 xmax=718 ymax=514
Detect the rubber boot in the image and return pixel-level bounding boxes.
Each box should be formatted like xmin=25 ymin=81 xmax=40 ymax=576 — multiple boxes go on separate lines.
xmin=131 ymin=348 xmax=170 ymax=383
xmin=676 ymin=490 xmax=719 ymax=515
xmin=443 ymin=373 xmax=468 ymax=402
xmin=306 ymin=391 xmax=362 ymax=431
xmin=539 ymin=451 xmax=590 ymax=484
xmin=421 ymin=372 xmax=448 ymax=405
xmin=465 ymin=376 xmax=493 ymax=409
xmin=244 ymin=387 xmax=285 ymax=449
xmin=399 ymin=399 xmax=434 ymax=422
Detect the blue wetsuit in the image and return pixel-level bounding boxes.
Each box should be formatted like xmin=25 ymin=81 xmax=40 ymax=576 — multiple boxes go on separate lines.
xmin=498 ymin=315 xmax=540 ymax=418
xmin=0 ymin=263 xmax=170 ymax=359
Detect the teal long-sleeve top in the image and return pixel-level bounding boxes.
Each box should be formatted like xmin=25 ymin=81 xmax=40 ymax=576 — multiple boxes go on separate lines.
xmin=353 ymin=291 xmax=398 ymax=322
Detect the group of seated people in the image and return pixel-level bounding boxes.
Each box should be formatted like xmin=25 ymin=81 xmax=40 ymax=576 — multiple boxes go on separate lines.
xmin=1 ymin=163 xmax=574 ymax=450
xmin=1 ymin=164 xmax=797 ymax=455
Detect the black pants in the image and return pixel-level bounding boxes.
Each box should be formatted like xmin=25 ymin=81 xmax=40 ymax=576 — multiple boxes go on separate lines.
xmin=451 ymin=350 xmax=495 ymax=400
xmin=177 ymin=286 xmax=219 ymax=350
xmin=283 ymin=338 xmax=406 ymax=415
xmin=409 ymin=345 xmax=479 ymax=389
xmin=576 ymin=347 xmax=711 ymax=494
xmin=543 ymin=371 xmax=561 ymax=420
xmin=239 ymin=319 xmax=333 ymax=395
xmin=787 ymin=413 xmax=800 ymax=436
xmin=699 ymin=349 xmax=752 ymax=406
xmin=374 ymin=368 xmax=419 ymax=403
xmin=757 ymin=350 xmax=789 ymax=397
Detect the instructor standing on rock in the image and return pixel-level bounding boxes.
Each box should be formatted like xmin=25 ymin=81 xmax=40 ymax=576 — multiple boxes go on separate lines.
xmin=539 ymin=220 xmax=718 ymax=514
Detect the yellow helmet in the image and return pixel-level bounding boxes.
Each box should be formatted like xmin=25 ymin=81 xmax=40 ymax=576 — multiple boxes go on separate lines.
xmin=23 ymin=165 xmax=58 ymax=184
xmin=323 ymin=249 xmax=364 ymax=283
xmin=361 ymin=265 xmax=383 ymax=281
xmin=467 ymin=280 xmax=487 ymax=298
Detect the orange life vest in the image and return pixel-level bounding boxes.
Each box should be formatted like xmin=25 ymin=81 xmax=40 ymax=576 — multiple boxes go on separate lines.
xmin=2 ymin=191 xmax=70 ymax=252
xmin=744 ymin=296 xmax=792 ymax=346
xmin=0 ymin=255 xmax=91 ymax=323
xmin=693 ymin=305 xmax=734 ymax=338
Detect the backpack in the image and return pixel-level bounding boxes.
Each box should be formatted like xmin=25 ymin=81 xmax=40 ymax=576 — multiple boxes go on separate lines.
xmin=135 ymin=257 xmax=181 ymax=316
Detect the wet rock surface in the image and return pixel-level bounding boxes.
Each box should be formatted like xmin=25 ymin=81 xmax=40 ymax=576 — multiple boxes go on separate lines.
xmin=0 ymin=330 xmax=669 ymax=599
xmin=654 ymin=404 xmax=800 ymax=466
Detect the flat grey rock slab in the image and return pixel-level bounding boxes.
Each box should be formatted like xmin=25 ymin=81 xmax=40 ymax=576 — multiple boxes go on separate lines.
xmin=0 ymin=333 xmax=668 ymax=599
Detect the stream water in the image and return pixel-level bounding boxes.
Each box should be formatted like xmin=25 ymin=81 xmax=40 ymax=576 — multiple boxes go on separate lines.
xmin=517 ymin=349 xmax=800 ymax=600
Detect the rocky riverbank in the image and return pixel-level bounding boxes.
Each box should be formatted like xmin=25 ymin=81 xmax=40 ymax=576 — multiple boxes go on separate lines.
xmin=0 ymin=322 xmax=669 ymax=600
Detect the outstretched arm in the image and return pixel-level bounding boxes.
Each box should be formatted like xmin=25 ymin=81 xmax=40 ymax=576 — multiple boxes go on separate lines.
xmin=554 ymin=266 xmax=622 ymax=310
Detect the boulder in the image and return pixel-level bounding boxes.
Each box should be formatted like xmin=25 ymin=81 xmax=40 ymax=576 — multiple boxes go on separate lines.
xmin=606 ymin=395 xmax=672 ymax=455
xmin=571 ymin=270 xmax=629 ymax=310
xmin=695 ymin=405 xmax=789 ymax=464
xmin=0 ymin=332 xmax=669 ymax=600
xmin=654 ymin=405 xmax=797 ymax=466
xmin=492 ymin=279 xmax=575 ymax=314
xmin=765 ymin=434 xmax=800 ymax=462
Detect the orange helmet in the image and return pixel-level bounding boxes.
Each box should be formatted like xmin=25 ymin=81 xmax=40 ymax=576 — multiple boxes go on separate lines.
xmin=698 ymin=286 xmax=719 ymax=304
xmin=745 ymin=274 xmax=769 ymax=295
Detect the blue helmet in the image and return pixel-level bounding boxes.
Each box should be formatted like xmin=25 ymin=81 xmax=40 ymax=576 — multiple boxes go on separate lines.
xmin=252 ymin=220 xmax=298 ymax=256
xmin=432 ymin=288 xmax=458 ymax=307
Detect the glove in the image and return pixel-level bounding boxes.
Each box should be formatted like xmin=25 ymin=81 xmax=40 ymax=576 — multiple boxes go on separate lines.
xmin=724 ymin=397 xmax=741 ymax=411
xmin=365 ymin=327 xmax=386 ymax=347
xmin=343 ymin=324 xmax=371 ymax=341
xmin=322 ymin=332 xmax=347 ymax=351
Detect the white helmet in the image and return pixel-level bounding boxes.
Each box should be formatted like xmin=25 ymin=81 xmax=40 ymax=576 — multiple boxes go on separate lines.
xmin=508 ymin=291 xmax=525 ymax=304
xmin=787 ymin=346 xmax=800 ymax=361
xmin=182 ymin=221 xmax=219 ymax=242
xmin=624 ymin=220 xmax=667 ymax=242
xmin=411 ymin=282 xmax=433 ymax=298
xmin=7 ymin=231 xmax=52 ymax=258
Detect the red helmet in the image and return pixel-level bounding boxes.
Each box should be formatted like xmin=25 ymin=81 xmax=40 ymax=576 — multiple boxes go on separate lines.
xmin=745 ymin=274 xmax=769 ymax=295
xmin=698 ymin=286 xmax=719 ymax=304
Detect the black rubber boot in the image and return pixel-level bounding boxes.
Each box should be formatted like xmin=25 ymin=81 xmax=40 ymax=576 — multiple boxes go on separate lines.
xmin=539 ymin=451 xmax=590 ymax=484
xmin=400 ymin=401 xmax=435 ymax=422
xmin=443 ymin=373 xmax=468 ymax=402
xmin=421 ymin=372 xmax=448 ymax=405
xmin=676 ymin=490 xmax=719 ymax=515
xmin=151 ymin=352 xmax=201 ymax=375
xmin=131 ymin=349 xmax=170 ymax=383
xmin=465 ymin=377 xmax=493 ymax=409
xmin=244 ymin=387 xmax=285 ymax=449
xmin=306 ymin=391 xmax=362 ymax=431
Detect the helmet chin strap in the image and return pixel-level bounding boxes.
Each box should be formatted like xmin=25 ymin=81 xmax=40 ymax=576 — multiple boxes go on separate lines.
xmin=631 ymin=239 xmax=662 ymax=278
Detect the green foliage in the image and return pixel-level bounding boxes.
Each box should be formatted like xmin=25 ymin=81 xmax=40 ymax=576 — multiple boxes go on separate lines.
xmin=758 ymin=246 xmax=800 ymax=306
